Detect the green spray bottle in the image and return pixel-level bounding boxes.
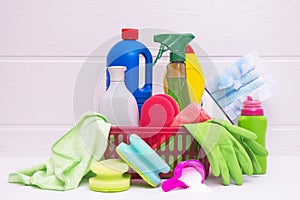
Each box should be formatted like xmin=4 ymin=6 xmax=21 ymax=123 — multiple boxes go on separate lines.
xmin=154 ymin=33 xmax=195 ymax=110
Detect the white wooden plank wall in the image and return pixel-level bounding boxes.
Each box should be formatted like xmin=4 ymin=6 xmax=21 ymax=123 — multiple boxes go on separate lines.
xmin=0 ymin=0 xmax=299 ymax=157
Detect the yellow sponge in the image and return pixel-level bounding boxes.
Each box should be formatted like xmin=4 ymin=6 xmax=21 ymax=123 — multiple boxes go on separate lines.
xmin=89 ymin=159 xmax=130 ymax=192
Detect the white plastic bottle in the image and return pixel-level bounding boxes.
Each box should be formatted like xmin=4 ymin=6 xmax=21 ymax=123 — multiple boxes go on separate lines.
xmin=99 ymin=66 xmax=139 ymax=126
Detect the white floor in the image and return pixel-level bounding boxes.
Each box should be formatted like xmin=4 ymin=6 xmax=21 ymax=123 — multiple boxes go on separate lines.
xmin=1 ymin=155 xmax=299 ymax=200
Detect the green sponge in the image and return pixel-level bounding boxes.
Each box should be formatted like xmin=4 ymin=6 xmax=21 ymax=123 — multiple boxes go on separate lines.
xmin=89 ymin=159 xmax=130 ymax=192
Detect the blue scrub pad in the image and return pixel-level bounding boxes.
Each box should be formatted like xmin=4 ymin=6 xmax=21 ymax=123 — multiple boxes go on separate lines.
xmin=116 ymin=134 xmax=170 ymax=187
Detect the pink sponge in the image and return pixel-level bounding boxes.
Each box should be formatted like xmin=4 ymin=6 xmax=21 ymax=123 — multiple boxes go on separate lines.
xmin=199 ymin=107 xmax=211 ymax=122
xmin=170 ymin=103 xmax=200 ymax=127
xmin=170 ymin=103 xmax=212 ymax=127
xmin=140 ymin=94 xmax=179 ymax=127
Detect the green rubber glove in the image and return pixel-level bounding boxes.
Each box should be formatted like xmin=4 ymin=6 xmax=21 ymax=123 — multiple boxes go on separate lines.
xmin=183 ymin=122 xmax=255 ymax=186
xmin=208 ymin=119 xmax=268 ymax=174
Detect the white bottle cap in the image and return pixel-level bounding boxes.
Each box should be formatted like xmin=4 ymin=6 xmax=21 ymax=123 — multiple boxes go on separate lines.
xmin=108 ymin=66 xmax=126 ymax=82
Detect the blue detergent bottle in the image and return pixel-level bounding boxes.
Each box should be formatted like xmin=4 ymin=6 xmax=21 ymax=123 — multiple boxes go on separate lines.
xmin=107 ymin=28 xmax=153 ymax=113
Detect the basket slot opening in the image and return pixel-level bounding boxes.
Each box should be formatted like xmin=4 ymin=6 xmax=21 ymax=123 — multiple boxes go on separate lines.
xmin=177 ymin=135 xmax=183 ymax=151
xmin=169 ymin=155 xmax=174 ymax=169
xmin=168 ymin=137 xmax=174 ymax=152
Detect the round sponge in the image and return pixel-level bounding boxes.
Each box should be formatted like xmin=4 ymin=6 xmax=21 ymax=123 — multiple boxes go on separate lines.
xmin=89 ymin=159 xmax=130 ymax=192
xmin=140 ymin=94 xmax=179 ymax=127
xmin=155 ymin=94 xmax=180 ymax=116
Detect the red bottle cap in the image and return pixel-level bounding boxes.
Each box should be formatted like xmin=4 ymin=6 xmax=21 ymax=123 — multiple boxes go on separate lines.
xmin=241 ymin=96 xmax=264 ymax=116
xmin=185 ymin=45 xmax=195 ymax=54
xmin=122 ymin=28 xmax=138 ymax=40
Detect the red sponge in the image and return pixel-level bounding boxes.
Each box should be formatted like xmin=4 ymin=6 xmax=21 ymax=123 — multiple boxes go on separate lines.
xmin=140 ymin=94 xmax=179 ymax=127
xmin=155 ymin=94 xmax=179 ymax=116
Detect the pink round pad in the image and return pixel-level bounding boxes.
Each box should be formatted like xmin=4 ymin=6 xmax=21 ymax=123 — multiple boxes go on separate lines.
xmin=155 ymin=94 xmax=179 ymax=116
xmin=140 ymin=95 xmax=176 ymax=127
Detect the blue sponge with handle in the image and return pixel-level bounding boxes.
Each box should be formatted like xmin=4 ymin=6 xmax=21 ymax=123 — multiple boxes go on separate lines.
xmin=116 ymin=134 xmax=170 ymax=187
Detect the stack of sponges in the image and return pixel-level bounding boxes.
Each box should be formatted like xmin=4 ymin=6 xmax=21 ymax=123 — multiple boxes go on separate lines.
xmin=89 ymin=134 xmax=171 ymax=192
xmin=140 ymin=94 xmax=210 ymax=128
xmin=139 ymin=94 xmax=211 ymax=148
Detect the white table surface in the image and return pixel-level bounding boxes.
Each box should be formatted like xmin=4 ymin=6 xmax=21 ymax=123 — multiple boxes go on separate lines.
xmin=1 ymin=155 xmax=299 ymax=200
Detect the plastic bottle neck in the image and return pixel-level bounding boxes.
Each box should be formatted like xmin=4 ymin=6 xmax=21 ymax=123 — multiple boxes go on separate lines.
xmin=108 ymin=66 xmax=126 ymax=82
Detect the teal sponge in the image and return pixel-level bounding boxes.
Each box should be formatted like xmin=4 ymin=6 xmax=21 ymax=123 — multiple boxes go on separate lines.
xmin=116 ymin=134 xmax=170 ymax=187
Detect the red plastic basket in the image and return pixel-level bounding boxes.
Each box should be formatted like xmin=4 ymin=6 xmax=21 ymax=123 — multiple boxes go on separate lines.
xmin=104 ymin=126 xmax=210 ymax=179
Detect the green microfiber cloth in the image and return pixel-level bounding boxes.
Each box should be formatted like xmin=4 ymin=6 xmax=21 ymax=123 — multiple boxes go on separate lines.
xmin=8 ymin=111 xmax=111 ymax=191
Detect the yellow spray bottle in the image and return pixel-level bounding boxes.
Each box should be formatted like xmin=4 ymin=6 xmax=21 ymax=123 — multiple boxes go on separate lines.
xmin=163 ymin=45 xmax=205 ymax=104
